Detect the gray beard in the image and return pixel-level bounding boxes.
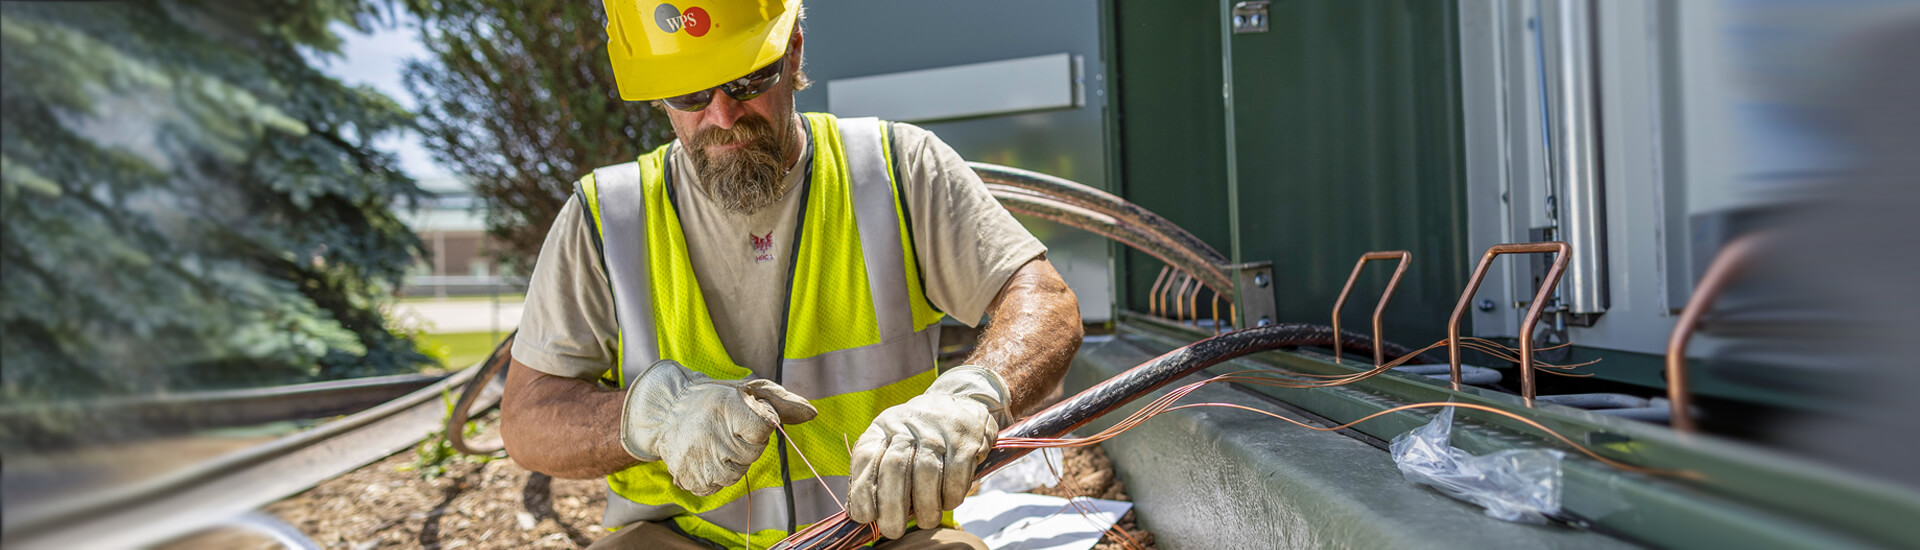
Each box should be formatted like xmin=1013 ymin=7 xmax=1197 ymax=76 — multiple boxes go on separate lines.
xmin=693 ymin=146 xmax=787 ymax=214
xmin=687 ymin=114 xmax=794 ymax=215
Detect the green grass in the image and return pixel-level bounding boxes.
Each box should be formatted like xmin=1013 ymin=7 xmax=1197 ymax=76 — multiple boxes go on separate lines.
xmin=417 ymin=331 xmax=510 ymax=370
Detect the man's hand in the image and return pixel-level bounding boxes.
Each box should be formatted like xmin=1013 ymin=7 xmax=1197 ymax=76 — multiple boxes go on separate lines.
xmin=622 ymin=359 xmax=818 ymax=496
xmin=846 ymin=366 xmax=1009 ymax=538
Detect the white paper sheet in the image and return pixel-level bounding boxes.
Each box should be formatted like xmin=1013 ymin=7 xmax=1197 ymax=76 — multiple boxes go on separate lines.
xmin=953 ymin=492 xmax=1133 ymax=550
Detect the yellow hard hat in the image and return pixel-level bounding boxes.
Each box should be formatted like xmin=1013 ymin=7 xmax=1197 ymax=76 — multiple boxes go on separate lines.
xmin=600 ymin=0 xmax=802 ymax=101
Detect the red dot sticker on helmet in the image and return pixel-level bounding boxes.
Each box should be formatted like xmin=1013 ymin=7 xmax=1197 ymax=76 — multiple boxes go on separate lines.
xmin=682 ymin=7 xmax=710 ymax=37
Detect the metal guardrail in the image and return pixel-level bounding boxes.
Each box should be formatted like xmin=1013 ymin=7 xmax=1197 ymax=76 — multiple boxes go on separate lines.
xmin=1 ymin=339 xmax=514 ymax=549
xmin=0 ymin=373 xmax=447 ymax=447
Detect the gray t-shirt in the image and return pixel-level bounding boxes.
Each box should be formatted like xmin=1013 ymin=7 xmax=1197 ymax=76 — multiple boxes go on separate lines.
xmin=511 ymin=122 xmax=1047 ymax=380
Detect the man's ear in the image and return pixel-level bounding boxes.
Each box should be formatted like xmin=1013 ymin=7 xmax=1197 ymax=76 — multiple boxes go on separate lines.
xmin=788 ymin=27 xmax=804 ymax=63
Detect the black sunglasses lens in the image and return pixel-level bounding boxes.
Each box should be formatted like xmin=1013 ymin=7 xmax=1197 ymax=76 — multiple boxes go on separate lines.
xmin=663 ymin=58 xmax=782 ymax=111
xmin=662 ymin=89 xmax=714 ymax=112
xmin=721 ymin=59 xmax=784 ymax=102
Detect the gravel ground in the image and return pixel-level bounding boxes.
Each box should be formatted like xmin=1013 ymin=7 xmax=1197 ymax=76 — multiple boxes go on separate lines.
xmin=215 ymin=413 xmax=1151 ymax=550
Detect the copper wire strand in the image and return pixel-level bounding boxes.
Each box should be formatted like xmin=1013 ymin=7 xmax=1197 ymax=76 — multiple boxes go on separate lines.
xmin=779 ymin=424 xmax=845 ymax=513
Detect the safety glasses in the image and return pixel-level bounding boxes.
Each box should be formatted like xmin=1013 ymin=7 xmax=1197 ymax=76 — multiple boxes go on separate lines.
xmin=660 ymin=57 xmax=786 ymax=112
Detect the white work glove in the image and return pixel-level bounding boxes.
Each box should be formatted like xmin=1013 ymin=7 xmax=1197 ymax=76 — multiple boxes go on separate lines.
xmin=620 ymin=359 xmax=818 ymax=496
xmin=847 ymin=366 xmax=1010 ymax=538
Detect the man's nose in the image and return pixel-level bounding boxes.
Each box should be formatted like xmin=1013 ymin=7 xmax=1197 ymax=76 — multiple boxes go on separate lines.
xmin=704 ymin=91 xmax=746 ymax=129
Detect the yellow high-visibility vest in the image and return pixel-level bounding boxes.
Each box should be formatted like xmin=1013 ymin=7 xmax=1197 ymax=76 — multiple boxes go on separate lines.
xmin=576 ymin=113 xmax=948 ymax=548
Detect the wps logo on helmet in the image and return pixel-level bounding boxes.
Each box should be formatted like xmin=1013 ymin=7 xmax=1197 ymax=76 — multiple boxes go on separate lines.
xmin=653 ymin=3 xmax=711 ymax=37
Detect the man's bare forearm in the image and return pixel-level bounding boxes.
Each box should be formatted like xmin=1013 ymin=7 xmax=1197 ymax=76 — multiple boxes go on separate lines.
xmin=965 ymin=257 xmax=1083 ymax=416
xmin=500 ymin=359 xmax=640 ymax=479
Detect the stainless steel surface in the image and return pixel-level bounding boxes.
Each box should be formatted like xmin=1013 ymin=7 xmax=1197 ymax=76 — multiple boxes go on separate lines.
xmin=1550 ymin=0 xmax=1611 ymax=316
xmin=1459 ymin=0 xmax=1677 ymax=357
xmin=1458 ymin=0 xmax=1522 ymax=340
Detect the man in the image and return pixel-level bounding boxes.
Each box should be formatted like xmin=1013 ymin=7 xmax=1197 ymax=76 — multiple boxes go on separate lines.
xmin=499 ymin=1 xmax=1083 ymax=548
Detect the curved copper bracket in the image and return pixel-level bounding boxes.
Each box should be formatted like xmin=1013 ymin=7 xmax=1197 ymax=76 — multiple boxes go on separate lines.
xmin=1447 ymin=242 xmax=1571 ymax=402
xmin=1330 ymin=251 xmax=1412 ymax=366
xmin=1665 ymin=234 xmax=1764 ymax=432
xmin=1148 ymin=266 xmax=1170 ymax=318
xmin=1185 ymin=281 xmax=1204 ymax=326
xmin=1211 ymin=293 xmax=1224 ymax=334
xmin=1167 ymin=271 xmax=1182 ymax=319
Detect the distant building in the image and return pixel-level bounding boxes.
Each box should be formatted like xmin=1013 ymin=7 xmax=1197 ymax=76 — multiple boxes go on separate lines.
xmin=395 ymin=177 xmax=519 ymax=297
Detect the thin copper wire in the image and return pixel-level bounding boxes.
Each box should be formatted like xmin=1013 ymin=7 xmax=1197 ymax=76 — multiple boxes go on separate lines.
xmin=778 ymin=425 xmax=844 ymax=513
xmin=1147 ymin=266 xmax=1170 ymax=318
xmin=1665 ymin=234 xmax=1764 ymax=433
xmin=1446 ymin=242 xmax=1571 ymax=402
xmin=1330 ymin=251 xmax=1412 ymax=367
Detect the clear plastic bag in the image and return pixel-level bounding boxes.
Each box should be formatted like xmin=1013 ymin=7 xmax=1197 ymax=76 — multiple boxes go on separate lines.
xmin=1389 ymin=406 xmax=1564 ymax=524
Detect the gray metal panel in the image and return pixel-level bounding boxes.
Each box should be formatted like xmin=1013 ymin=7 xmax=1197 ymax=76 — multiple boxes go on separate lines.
xmin=1460 ymin=0 xmax=1673 ymax=354
xmin=796 ymin=0 xmax=1113 ymax=323
xmin=1459 ymin=0 xmax=1520 ymax=338
xmin=1568 ymin=0 xmax=1680 ymax=355
xmin=826 ymin=53 xmax=1079 ymax=123
xmin=1547 ymin=0 xmax=1610 ymax=315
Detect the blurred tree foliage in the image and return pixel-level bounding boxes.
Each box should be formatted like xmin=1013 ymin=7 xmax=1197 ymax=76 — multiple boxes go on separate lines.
xmin=402 ymin=0 xmax=674 ymax=271
xmin=0 ymin=1 xmax=434 ymax=403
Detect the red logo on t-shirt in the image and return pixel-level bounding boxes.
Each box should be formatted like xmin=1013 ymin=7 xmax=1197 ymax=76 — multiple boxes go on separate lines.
xmin=751 ymin=231 xmax=774 ymax=263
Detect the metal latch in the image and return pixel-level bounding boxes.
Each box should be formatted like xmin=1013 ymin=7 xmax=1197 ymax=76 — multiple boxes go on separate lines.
xmin=1232 ymin=1 xmax=1270 ymax=34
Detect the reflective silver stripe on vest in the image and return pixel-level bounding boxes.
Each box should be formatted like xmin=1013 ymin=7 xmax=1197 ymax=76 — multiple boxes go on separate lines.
xmin=593 ymin=161 xmax=681 ymax=529
xmin=589 ymin=161 xmax=660 ymax=387
xmin=838 ymin=117 xmax=912 ymax=341
xmin=778 ymin=325 xmax=937 ymax=398
xmin=603 ymin=476 xmax=850 ymax=531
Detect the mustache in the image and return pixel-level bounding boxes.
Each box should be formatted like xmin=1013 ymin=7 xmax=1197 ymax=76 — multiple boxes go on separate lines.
xmin=688 ymin=113 xmax=780 ymax=150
